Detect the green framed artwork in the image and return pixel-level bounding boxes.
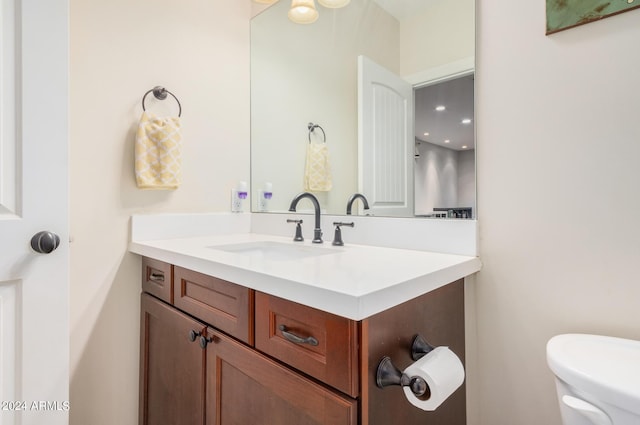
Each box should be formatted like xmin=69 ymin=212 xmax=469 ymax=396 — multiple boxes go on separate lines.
xmin=546 ymin=0 xmax=640 ymax=34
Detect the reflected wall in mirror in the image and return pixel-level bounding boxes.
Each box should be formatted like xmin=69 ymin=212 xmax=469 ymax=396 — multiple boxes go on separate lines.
xmin=251 ymin=0 xmax=475 ymax=218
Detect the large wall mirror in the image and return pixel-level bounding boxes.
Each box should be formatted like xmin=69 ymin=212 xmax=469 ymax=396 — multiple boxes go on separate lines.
xmin=251 ymin=0 xmax=475 ymax=218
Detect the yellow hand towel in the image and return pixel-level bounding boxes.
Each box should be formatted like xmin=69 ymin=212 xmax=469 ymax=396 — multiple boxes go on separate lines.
xmin=304 ymin=143 xmax=332 ymax=192
xmin=135 ymin=111 xmax=182 ymax=190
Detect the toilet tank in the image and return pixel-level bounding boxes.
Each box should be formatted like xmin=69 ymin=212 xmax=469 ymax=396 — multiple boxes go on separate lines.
xmin=547 ymin=334 xmax=640 ymax=425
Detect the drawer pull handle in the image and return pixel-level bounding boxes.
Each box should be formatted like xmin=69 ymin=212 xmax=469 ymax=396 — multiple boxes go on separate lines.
xmin=149 ymin=272 xmax=165 ymax=283
xmin=278 ymin=325 xmax=318 ymax=346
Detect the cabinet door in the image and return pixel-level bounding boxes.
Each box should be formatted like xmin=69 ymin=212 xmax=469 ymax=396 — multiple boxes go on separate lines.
xmin=205 ymin=328 xmax=358 ymax=425
xmin=140 ymin=294 xmax=207 ymax=425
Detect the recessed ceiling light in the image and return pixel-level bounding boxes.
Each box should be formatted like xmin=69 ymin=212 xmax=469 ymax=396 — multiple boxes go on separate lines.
xmin=461 ymin=118 xmax=472 ymax=124
xmin=435 ymin=105 xmax=446 ymax=111
xmin=423 ymin=132 xmax=429 ymax=136
xmin=462 ymin=145 xmax=468 ymax=149
xmin=444 ymin=139 xmax=450 ymax=144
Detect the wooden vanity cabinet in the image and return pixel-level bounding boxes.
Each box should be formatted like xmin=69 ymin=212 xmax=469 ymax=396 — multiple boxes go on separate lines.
xmin=139 ymin=257 xmax=466 ymax=425
xmin=140 ymin=293 xmax=356 ymax=425
xmin=360 ymin=279 xmax=466 ymax=425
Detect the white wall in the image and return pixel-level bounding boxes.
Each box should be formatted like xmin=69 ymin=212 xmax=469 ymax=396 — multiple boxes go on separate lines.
xmin=414 ymin=142 xmax=457 ymax=214
xmin=458 ymin=149 xmax=475 ymax=212
xmin=69 ymin=0 xmax=250 ymax=423
xmin=474 ymin=2 xmax=640 ymax=425
xmin=399 ymin=0 xmax=475 ymax=77
xmin=414 ymin=142 xmax=475 ymax=215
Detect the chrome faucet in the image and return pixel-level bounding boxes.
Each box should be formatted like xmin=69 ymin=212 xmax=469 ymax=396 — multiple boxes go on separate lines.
xmin=346 ymin=193 xmax=370 ymax=215
xmin=288 ymin=192 xmax=323 ymax=243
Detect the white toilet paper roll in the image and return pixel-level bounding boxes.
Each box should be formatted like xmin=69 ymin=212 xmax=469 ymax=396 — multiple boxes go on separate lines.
xmin=402 ymin=346 xmax=465 ymax=411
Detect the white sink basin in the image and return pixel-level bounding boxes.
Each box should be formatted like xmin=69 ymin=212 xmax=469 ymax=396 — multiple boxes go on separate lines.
xmin=209 ymin=241 xmax=338 ymax=261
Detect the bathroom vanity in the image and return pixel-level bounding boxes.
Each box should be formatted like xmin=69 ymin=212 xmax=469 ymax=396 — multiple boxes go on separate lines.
xmin=131 ymin=214 xmax=480 ymax=425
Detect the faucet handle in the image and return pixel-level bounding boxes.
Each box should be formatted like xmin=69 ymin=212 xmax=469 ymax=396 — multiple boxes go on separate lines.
xmin=332 ymin=222 xmax=354 ymax=246
xmin=287 ymin=219 xmax=304 ymax=242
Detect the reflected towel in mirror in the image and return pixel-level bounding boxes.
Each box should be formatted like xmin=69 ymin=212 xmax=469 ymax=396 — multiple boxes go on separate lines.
xmin=304 ymin=142 xmax=332 ymax=191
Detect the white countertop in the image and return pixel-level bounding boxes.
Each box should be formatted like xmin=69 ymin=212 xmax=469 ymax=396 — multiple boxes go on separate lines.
xmin=129 ymin=231 xmax=481 ymax=320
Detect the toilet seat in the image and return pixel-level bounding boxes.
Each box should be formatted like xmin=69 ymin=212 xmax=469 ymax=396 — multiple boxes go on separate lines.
xmin=547 ymin=334 xmax=640 ymax=416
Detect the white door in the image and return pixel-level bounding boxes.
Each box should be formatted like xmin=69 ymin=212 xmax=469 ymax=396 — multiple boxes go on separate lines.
xmin=0 ymin=0 xmax=69 ymax=424
xmin=358 ymin=55 xmax=414 ymax=217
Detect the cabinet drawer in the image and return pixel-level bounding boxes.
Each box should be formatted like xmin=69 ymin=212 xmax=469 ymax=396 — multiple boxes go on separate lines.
xmin=141 ymin=257 xmax=173 ymax=304
xmin=173 ymin=266 xmax=253 ymax=345
xmin=255 ymin=292 xmax=359 ymax=397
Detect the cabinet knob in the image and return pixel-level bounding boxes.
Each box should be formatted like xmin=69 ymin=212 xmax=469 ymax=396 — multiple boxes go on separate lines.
xmin=199 ymin=335 xmax=218 ymax=349
xmin=199 ymin=336 xmax=208 ymax=349
xmin=188 ymin=330 xmax=201 ymax=342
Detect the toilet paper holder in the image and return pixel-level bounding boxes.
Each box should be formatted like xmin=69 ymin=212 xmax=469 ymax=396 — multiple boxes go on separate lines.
xmin=410 ymin=334 xmax=435 ymax=360
xmin=375 ymin=334 xmax=436 ymax=396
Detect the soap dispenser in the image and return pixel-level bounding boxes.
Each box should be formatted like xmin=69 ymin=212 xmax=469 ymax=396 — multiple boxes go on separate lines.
xmin=258 ymin=182 xmax=273 ymax=212
xmin=231 ymin=181 xmax=248 ymax=212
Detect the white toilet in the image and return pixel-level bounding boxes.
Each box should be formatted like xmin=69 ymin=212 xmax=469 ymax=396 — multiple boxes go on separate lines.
xmin=547 ymin=334 xmax=640 ymax=425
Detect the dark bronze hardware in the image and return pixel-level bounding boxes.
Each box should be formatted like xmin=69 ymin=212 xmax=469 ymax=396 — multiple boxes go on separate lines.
xmin=286 ymin=219 xmax=304 ymax=242
xmin=188 ymin=330 xmax=201 ymax=342
xmin=331 ymin=221 xmax=354 ymax=246
xmin=199 ymin=335 xmax=213 ymax=349
xmin=149 ymin=271 xmax=165 ymax=283
xmin=30 ymin=231 xmax=61 ymax=254
xmin=141 ymin=86 xmax=182 ymax=117
xmin=376 ymin=334 xmax=436 ymax=397
xmin=375 ymin=356 xmax=429 ymax=398
xmin=411 ymin=334 xmax=435 ymax=360
xmin=278 ymin=324 xmax=319 ymax=346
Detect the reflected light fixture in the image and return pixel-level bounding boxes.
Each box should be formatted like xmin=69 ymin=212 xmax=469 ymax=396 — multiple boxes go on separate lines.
xmin=318 ymin=0 xmax=350 ymax=7
xmin=288 ymin=0 xmax=319 ymax=24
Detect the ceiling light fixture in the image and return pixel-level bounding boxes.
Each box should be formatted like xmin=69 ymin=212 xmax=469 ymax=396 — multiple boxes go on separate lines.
xmin=288 ymin=0 xmax=319 ymax=24
xmin=444 ymin=139 xmax=450 ymax=144
xmin=461 ymin=118 xmax=472 ymax=124
xmin=462 ymin=145 xmax=468 ymax=149
xmin=318 ymin=0 xmax=350 ymax=7
xmin=435 ymin=105 xmax=446 ymax=111
xmin=423 ymin=132 xmax=429 ymax=136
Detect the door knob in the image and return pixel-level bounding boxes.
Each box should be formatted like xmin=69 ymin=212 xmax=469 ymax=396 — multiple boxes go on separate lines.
xmin=30 ymin=231 xmax=61 ymax=254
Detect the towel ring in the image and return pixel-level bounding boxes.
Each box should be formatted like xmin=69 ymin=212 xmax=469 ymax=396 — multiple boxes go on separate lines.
xmin=142 ymin=86 xmax=182 ymax=117
xmin=308 ymin=122 xmax=326 ymax=143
